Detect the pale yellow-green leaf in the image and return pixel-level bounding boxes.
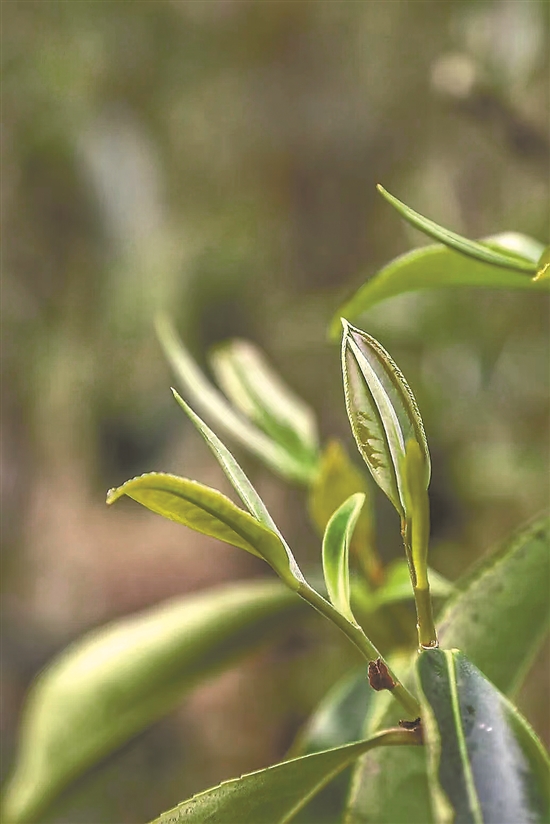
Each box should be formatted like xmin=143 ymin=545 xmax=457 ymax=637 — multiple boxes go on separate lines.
xmin=1 ymin=581 xmax=305 ymax=824
xmin=107 ymin=473 xmax=300 ymax=587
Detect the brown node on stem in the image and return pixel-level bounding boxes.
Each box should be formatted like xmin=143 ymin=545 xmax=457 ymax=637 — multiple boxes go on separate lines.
xmin=399 ymin=716 xmax=423 ymax=743
xmin=367 ymin=658 xmax=396 ymax=691
xmin=399 ymin=717 xmax=422 ymax=731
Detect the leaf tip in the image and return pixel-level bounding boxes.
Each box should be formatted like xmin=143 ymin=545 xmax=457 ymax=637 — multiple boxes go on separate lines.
xmin=171 ymin=387 xmax=189 ymax=412
xmin=350 ymin=491 xmax=366 ymax=509
xmin=376 ymin=184 xmax=393 ymax=203
xmin=106 ymin=486 xmax=122 ymax=505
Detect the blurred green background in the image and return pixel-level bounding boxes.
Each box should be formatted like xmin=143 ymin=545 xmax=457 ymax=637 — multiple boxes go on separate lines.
xmin=2 ymin=1 xmax=549 ymax=821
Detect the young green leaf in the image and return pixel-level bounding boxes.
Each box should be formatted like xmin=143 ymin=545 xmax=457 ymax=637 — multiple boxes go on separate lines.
xmin=107 ymin=473 xmax=304 ymax=588
xmin=377 ymin=186 xmax=537 ymax=274
xmin=346 ymin=514 xmax=550 ymax=824
xmin=308 ymin=440 xmax=380 ymax=584
xmin=209 ymin=339 xmax=319 ymax=469
xmin=417 ymin=648 xmax=550 ymax=824
xmin=341 ymin=320 xmax=430 ymax=518
xmin=322 ymin=493 xmax=365 ymax=623
xmin=106 ymin=442 xmax=417 ymax=721
xmin=330 ymin=233 xmax=548 ymax=336
xmin=148 ymin=727 xmax=421 ymax=824
xmin=1 ymin=580 xmax=306 ymax=824
xmin=156 ymin=314 xmax=312 ymax=484
xmin=342 ymin=321 xmax=436 ymax=646
xmin=353 ymin=559 xmax=453 ymax=613
xmin=171 ymin=389 xmax=279 ymax=532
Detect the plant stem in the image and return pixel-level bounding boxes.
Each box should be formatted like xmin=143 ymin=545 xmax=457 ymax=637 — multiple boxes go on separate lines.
xmin=414 ymin=585 xmax=438 ymax=648
xmin=296 ymin=581 xmax=421 ymax=718
xmin=401 ymin=518 xmax=438 ymax=650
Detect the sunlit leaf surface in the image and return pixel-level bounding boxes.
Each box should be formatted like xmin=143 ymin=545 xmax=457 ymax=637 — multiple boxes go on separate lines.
xmin=210 ymin=338 xmax=319 ymax=469
xmin=1 ymin=581 xmax=306 ymax=824
xmin=331 ymin=232 xmax=547 ymax=336
xmin=156 ymin=315 xmax=313 ymax=483
xmin=377 ymin=186 xmax=537 ymax=273
xmin=107 ymin=472 xmax=302 ymax=587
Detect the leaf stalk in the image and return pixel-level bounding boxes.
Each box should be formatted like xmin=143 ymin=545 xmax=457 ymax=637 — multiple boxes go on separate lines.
xmin=296 ymin=581 xmax=421 ymax=718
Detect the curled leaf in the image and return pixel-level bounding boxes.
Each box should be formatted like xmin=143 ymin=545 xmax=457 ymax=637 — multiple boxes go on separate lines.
xmin=210 ymin=339 xmax=319 ymax=469
xmin=308 ymin=440 xmax=380 ymax=584
xmin=156 ymin=314 xmax=313 ymax=484
xmin=322 ymin=493 xmax=365 ymax=623
xmin=341 ymin=320 xmax=430 ymax=517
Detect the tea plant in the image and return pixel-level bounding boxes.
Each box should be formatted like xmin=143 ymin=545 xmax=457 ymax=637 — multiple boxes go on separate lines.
xmin=3 ymin=189 xmax=549 ymax=824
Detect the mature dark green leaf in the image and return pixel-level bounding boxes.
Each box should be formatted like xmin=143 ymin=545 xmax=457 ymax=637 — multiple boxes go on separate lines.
xmin=346 ymin=733 xmax=432 ymax=824
xmin=290 ymin=669 xmax=370 ymax=758
xmin=156 ymin=314 xmax=312 ymax=483
xmin=344 ymin=654 xmax=432 ymax=824
xmin=107 ymin=473 xmax=302 ymax=588
xmin=330 ymin=233 xmax=547 ymax=336
xmin=149 ymin=728 xmax=420 ymax=824
xmin=346 ymin=515 xmax=550 ymax=823
xmin=308 ymin=440 xmax=379 ymax=584
xmin=1 ymin=581 xmax=306 ymax=824
xmin=377 ymin=186 xmax=537 ymax=274
xmin=281 ymin=669 xmax=373 ymax=824
xmin=322 ymin=494 xmax=365 ymax=623
xmin=210 ymin=339 xmax=319 ymax=470
xmin=341 ymin=321 xmax=430 ymax=518
xmin=417 ymin=648 xmax=550 ymax=824
xmin=438 ymin=513 xmax=550 ymax=696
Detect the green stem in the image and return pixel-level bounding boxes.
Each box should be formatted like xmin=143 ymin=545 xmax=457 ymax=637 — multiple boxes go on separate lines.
xmin=296 ymin=581 xmax=421 ymax=718
xmin=401 ymin=517 xmax=438 ymax=650
xmin=414 ymin=585 xmax=438 ymax=648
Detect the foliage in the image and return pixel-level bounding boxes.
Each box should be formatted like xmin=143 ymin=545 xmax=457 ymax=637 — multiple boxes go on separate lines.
xmin=3 ymin=189 xmax=548 ymax=824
